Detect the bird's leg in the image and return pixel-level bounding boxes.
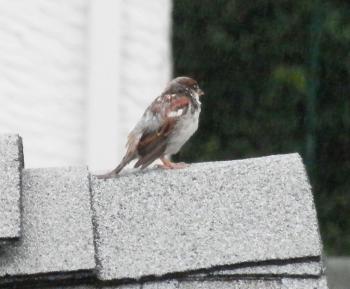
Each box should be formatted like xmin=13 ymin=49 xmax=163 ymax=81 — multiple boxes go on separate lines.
xmin=159 ymin=156 xmax=189 ymax=169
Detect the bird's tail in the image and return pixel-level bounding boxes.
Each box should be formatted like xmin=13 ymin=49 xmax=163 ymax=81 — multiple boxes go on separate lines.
xmin=95 ymin=153 xmax=135 ymax=179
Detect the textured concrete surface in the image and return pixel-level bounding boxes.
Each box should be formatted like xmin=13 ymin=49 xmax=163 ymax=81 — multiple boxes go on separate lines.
xmin=109 ymin=285 xmax=141 ymax=289
xmin=179 ymin=276 xmax=328 ymax=289
xmin=16 ymin=278 xmax=328 ymax=289
xmin=92 ymin=154 xmax=321 ymax=280
xmin=143 ymin=280 xmax=179 ymax=289
xmin=181 ymin=279 xmax=279 ymax=289
xmin=207 ymin=260 xmax=322 ymax=276
xmin=326 ymin=257 xmax=350 ymax=289
xmin=49 ymin=285 xmax=141 ymax=289
xmin=0 ymin=167 xmax=95 ymax=280
xmin=0 ymin=134 xmax=24 ymax=242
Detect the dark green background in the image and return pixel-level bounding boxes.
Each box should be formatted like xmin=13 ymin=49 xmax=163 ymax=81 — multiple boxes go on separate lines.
xmin=172 ymin=0 xmax=350 ymax=255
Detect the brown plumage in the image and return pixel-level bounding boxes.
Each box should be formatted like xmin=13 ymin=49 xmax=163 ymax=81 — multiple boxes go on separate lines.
xmin=96 ymin=76 xmax=204 ymax=179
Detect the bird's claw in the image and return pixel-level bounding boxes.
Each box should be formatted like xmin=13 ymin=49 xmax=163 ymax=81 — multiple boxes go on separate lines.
xmin=157 ymin=161 xmax=189 ymax=170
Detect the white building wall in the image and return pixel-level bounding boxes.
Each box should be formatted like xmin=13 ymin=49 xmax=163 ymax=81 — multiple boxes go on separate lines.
xmin=0 ymin=0 xmax=88 ymax=168
xmin=87 ymin=0 xmax=172 ymax=172
xmin=119 ymin=0 xmax=172 ymax=139
xmin=0 ymin=0 xmax=172 ymax=170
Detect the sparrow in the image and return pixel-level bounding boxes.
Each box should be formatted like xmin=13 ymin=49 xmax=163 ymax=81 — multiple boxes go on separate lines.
xmin=97 ymin=76 xmax=204 ymax=179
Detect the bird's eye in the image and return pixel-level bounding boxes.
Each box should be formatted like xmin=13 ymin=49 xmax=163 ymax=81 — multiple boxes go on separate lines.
xmin=193 ymin=84 xmax=198 ymax=89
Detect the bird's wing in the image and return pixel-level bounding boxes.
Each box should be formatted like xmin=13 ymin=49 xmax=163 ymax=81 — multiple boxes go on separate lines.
xmin=132 ymin=93 xmax=191 ymax=169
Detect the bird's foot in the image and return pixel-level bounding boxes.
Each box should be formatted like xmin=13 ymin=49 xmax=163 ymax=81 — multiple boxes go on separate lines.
xmin=169 ymin=162 xmax=189 ymax=169
xmin=158 ymin=158 xmax=189 ymax=170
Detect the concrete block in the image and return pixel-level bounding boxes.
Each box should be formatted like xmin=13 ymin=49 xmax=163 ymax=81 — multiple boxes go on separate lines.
xmin=179 ymin=276 xmax=328 ymax=289
xmin=0 ymin=134 xmax=24 ymax=243
xmin=48 ymin=285 xmax=141 ymax=289
xmin=103 ymin=285 xmax=141 ymax=289
xmin=280 ymin=276 xmax=328 ymax=289
xmin=91 ymin=154 xmax=322 ymax=280
xmin=33 ymin=278 xmax=327 ymax=289
xmin=143 ymin=280 xmax=179 ymax=289
xmin=180 ymin=279 xmax=280 ymax=289
xmin=207 ymin=260 xmax=322 ymax=276
xmin=0 ymin=167 xmax=95 ymax=283
xmin=113 ymin=285 xmax=141 ymax=289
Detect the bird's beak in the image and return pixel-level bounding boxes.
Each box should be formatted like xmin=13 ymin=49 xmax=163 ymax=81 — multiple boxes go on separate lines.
xmin=198 ymin=89 xmax=204 ymax=96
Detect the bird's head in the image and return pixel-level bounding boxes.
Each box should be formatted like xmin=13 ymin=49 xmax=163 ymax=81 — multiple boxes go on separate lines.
xmin=167 ymin=76 xmax=204 ymax=99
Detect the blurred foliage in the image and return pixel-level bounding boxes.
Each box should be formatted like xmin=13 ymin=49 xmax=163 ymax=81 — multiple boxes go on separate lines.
xmin=172 ymin=0 xmax=350 ymax=255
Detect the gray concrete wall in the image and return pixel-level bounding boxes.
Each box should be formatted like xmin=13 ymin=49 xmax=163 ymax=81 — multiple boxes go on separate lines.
xmin=0 ymin=134 xmax=328 ymax=288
